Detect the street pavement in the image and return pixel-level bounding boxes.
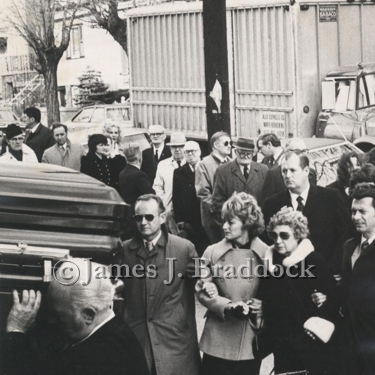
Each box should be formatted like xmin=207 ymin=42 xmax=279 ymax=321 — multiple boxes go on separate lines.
xmin=195 ymin=297 xmax=274 ymax=374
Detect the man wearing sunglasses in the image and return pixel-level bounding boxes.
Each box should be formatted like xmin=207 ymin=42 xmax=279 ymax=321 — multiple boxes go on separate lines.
xmin=211 ymin=137 xmax=268 ymax=229
xmin=141 ymin=125 xmax=171 ymax=184
xmin=262 ymin=150 xmax=354 ymax=275
xmin=0 ymin=124 xmax=38 ymax=163
xmin=121 ymin=194 xmax=200 ymax=375
xmin=195 ymin=132 xmax=232 ymax=244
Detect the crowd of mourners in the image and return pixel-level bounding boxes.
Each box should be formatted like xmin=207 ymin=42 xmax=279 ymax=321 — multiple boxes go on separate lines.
xmin=1 ymin=106 xmax=375 ymax=375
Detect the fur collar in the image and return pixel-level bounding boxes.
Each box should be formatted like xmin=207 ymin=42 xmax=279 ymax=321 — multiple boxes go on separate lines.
xmin=265 ymin=239 xmax=314 ymax=272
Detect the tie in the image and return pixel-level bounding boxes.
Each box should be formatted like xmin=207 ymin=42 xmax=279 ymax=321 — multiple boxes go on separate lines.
xmin=296 ymin=196 xmax=304 ymax=212
xmin=244 ymin=165 xmax=249 ymax=180
xmin=155 ymin=149 xmax=159 ymax=162
xmin=24 ymin=129 xmax=31 ymax=143
xmin=177 ymin=161 xmax=181 ymax=168
xmin=361 ymin=240 xmax=370 ymax=256
xmin=145 ymin=241 xmax=153 ymax=252
xmin=270 ymin=156 xmax=275 ymax=166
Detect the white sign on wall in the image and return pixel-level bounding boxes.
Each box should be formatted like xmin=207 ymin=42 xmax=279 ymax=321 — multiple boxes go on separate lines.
xmin=261 ymin=111 xmax=286 ymax=138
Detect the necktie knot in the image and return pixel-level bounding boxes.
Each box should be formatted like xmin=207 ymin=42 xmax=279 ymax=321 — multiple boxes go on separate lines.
xmin=296 ymin=196 xmax=304 ymax=212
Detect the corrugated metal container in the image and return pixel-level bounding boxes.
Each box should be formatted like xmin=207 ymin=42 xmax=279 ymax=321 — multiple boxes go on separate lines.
xmin=127 ymin=0 xmax=375 ymax=139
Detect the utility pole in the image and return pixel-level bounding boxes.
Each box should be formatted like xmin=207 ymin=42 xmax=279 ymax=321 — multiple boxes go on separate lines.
xmin=202 ymin=0 xmax=231 ymax=145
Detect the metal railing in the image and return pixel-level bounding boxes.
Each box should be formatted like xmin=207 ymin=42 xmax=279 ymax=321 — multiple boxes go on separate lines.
xmin=0 ymin=55 xmax=33 ymax=75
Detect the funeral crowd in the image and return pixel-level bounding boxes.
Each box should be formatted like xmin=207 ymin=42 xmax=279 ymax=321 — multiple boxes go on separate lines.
xmin=1 ymin=106 xmax=375 ymax=375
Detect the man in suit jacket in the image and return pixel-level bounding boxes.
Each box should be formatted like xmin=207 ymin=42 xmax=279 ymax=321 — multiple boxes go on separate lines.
xmin=261 ymin=138 xmax=317 ymax=204
xmin=173 ymin=141 xmax=208 ymax=256
xmin=2 ymin=259 xmax=149 ymax=375
xmin=262 ymin=151 xmax=354 ymax=274
xmin=195 ymin=131 xmax=232 ymax=244
xmin=119 ymin=143 xmax=155 ymax=206
xmin=212 ymin=137 xmax=268 ymax=228
xmin=141 ymin=125 xmax=171 ymax=184
xmin=122 ymin=194 xmax=200 ymax=375
xmin=258 ymin=133 xmax=284 ymax=169
xmin=341 ymin=184 xmax=375 ymax=375
xmin=21 ymin=107 xmax=55 ymax=162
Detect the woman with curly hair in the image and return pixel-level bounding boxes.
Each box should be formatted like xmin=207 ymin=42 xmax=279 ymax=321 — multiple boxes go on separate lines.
xmin=196 ymin=192 xmax=268 ymax=375
xmin=260 ymin=208 xmax=339 ymax=375
xmin=103 ymin=122 xmax=123 ymax=157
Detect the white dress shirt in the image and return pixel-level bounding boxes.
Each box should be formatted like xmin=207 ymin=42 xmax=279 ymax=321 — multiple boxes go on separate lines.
xmin=289 ymin=184 xmax=310 ymax=211
xmin=143 ymin=230 xmax=162 ymax=251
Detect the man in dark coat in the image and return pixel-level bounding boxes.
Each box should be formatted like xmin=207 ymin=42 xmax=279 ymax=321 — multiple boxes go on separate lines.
xmin=262 ymin=150 xmax=354 ymax=274
xmin=258 ymin=133 xmax=284 ymax=169
xmin=1 ymin=259 xmax=149 ymax=375
xmin=342 ymin=184 xmax=375 ymax=375
xmin=21 ymin=107 xmax=55 ymax=162
xmin=119 ymin=143 xmax=155 ymax=206
xmin=141 ymin=125 xmax=171 ymax=184
xmin=121 ymin=194 xmax=200 ymax=375
xmin=173 ymin=141 xmax=208 ymax=256
xmin=261 ymin=138 xmax=317 ymax=204
xmin=212 ymin=137 xmax=268 ymax=228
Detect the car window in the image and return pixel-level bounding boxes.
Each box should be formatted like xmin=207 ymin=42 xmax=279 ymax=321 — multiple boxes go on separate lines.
xmin=90 ymin=108 xmax=105 ymax=123
xmin=71 ymin=108 xmax=95 ymax=123
xmin=358 ymin=74 xmax=375 ymax=109
xmin=120 ymin=134 xmax=149 ymax=151
xmin=0 ymin=111 xmax=17 ymax=121
xmin=333 ymin=80 xmax=356 ymax=112
xmin=106 ymin=107 xmax=130 ymax=122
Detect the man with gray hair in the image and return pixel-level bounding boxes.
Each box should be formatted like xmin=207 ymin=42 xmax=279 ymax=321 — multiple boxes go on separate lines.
xmin=119 ymin=143 xmax=155 ymax=206
xmin=141 ymin=125 xmax=171 ymax=184
xmin=195 ymin=131 xmax=232 ymax=244
xmin=1 ymin=258 xmax=149 ymax=375
xmin=260 ymin=138 xmax=317 ymax=203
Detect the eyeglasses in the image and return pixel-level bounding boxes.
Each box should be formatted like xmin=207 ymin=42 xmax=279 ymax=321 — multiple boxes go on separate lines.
xmin=236 ymin=150 xmax=253 ymax=159
xmin=223 ymin=141 xmax=233 ymax=147
xmin=133 ymin=214 xmax=155 ymax=223
xmin=184 ymin=150 xmax=198 ymax=155
xmin=150 ymin=133 xmax=164 ymax=137
xmin=268 ymin=231 xmax=291 ymax=241
xmin=9 ymin=136 xmax=24 ymax=142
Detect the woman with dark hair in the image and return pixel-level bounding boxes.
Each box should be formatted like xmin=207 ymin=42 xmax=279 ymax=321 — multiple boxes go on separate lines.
xmin=196 ymin=192 xmax=268 ymax=375
xmin=328 ymin=151 xmax=361 ymax=208
xmin=80 ymin=134 xmax=119 ymax=189
xmin=260 ymin=207 xmax=339 ymax=375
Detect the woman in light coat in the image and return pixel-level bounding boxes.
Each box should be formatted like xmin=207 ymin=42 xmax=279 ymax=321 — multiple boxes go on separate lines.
xmin=196 ymin=192 xmax=268 ymax=375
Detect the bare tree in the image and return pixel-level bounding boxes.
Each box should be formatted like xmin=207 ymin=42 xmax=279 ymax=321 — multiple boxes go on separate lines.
xmin=83 ymin=0 xmax=127 ymax=53
xmin=4 ymin=0 xmax=81 ymax=125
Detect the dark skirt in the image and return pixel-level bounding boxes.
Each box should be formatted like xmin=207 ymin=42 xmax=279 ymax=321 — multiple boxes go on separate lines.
xmin=200 ymin=353 xmax=261 ymax=375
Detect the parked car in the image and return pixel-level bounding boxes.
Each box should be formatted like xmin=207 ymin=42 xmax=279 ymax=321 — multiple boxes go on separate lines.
xmin=316 ymin=63 xmax=375 ymax=152
xmin=0 ymin=107 xmax=22 ymax=129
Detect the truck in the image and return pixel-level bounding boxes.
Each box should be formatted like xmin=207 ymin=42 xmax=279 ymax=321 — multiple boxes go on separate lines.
xmin=126 ymin=0 xmax=375 ymax=143
xmin=316 ymin=63 xmax=375 ymax=151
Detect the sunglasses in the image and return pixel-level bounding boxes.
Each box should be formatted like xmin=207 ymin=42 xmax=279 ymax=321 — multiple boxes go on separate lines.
xmin=150 ymin=133 xmax=163 ymax=137
xmin=223 ymin=141 xmax=233 ymax=147
xmin=133 ymin=214 xmax=156 ymax=223
xmin=268 ymin=231 xmax=291 ymax=241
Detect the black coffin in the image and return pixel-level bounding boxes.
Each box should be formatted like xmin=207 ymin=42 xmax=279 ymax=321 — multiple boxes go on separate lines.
xmin=0 ymin=162 xmax=131 ymax=237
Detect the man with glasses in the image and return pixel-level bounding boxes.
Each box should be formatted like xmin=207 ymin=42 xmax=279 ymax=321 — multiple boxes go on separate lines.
xmin=211 ymin=137 xmax=268 ymax=230
xmin=195 ymin=131 xmax=232 ymax=244
xmin=141 ymin=125 xmax=171 ymax=184
xmin=173 ymin=141 xmax=208 ymax=256
xmin=121 ymin=194 xmax=200 ymax=375
xmin=261 ymin=138 xmax=317 ymax=203
xmin=0 ymin=124 xmax=38 ymax=163
xmin=153 ymin=132 xmax=186 ymax=214
xmin=262 ymin=150 xmax=353 ymax=274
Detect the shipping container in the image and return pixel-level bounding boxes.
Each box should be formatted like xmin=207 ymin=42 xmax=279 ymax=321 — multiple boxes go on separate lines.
xmin=127 ymin=0 xmax=375 ymax=140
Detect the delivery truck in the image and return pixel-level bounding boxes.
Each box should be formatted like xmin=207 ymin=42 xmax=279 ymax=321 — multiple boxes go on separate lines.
xmin=126 ymin=0 xmax=375 ymax=142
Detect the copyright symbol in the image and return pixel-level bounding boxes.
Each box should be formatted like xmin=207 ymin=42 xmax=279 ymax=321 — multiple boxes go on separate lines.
xmin=53 ymin=260 xmax=80 ymax=286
